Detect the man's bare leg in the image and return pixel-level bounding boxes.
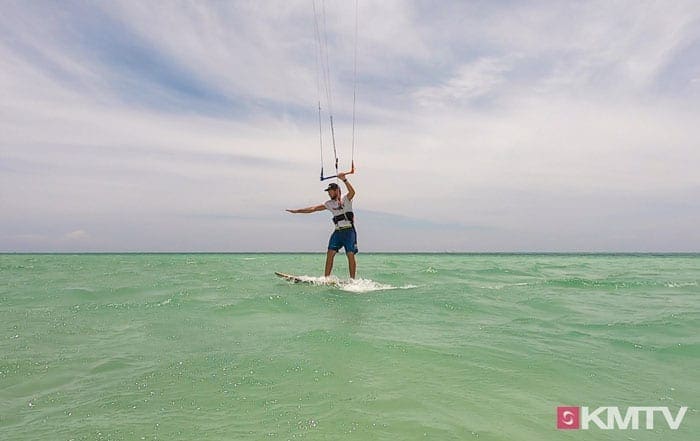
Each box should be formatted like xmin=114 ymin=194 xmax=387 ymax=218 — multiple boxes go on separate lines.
xmin=324 ymin=249 xmax=337 ymax=277
xmin=347 ymin=252 xmax=356 ymax=279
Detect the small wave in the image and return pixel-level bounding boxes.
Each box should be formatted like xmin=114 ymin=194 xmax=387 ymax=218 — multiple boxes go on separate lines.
xmin=288 ymin=275 xmax=342 ymax=285
xmin=479 ymin=282 xmax=531 ymax=290
xmin=665 ymin=281 xmax=698 ymax=288
xmin=340 ymin=278 xmax=413 ymax=293
xmin=282 ymin=275 xmax=416 ymax=293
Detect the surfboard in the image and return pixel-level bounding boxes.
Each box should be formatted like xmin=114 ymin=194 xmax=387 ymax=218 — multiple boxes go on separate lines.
xmin=275 ymin=272 xmax=306 ymax=283
xmin=275 ymin=272 xmax=341 ymax=286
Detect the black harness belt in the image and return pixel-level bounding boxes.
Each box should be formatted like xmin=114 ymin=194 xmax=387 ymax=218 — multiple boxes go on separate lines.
xmin=332 ymin=211 xmax=354 ymax=226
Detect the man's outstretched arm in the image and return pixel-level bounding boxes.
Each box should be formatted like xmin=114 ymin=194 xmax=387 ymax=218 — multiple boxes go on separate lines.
xmin=286 ymin=204 xmax=326 ymax=214
xmin=338 ymin=172 xmax=355 ymax=200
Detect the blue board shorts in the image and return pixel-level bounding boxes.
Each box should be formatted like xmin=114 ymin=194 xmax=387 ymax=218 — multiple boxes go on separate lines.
xmin=328 ymin=227 xmax=358 ymax=254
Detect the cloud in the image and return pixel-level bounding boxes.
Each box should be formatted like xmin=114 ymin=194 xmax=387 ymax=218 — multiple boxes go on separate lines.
xmin=61 ymin=230 xmax=90 ymax=242
xmin=413 ymin=57 xmax=513 ymax=108
xmin=1 ymin=1 xmax=699 ymax=252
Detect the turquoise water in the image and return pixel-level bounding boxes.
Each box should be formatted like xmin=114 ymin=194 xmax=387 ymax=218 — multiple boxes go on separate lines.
xmin=1 ymin=253 xmax=698 ymax=440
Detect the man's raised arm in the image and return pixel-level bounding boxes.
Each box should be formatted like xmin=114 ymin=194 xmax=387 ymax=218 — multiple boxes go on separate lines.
xmin=338 ymin=172 xmax=355 ymax=200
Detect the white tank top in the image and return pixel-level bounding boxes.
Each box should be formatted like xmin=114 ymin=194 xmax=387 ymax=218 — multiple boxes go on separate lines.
xmin=324 ymin=195 xmax=353 ymax=229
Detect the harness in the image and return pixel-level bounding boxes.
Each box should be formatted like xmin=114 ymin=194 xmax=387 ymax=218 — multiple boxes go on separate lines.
xmin=332 ymin=211 xmax=354 ymax=228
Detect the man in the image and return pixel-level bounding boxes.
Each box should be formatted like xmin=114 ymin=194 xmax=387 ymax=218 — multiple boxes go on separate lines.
xmin=286 ymin=172 xmax=357 ymax=279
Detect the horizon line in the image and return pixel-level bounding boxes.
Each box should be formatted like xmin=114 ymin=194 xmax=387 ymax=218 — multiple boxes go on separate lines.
xmin=2 ymin=251 xmax=699 ymax=256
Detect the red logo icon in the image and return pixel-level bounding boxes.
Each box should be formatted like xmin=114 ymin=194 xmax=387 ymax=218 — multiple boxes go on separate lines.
xmin=557 ymin=406 xmax=580 ymax=429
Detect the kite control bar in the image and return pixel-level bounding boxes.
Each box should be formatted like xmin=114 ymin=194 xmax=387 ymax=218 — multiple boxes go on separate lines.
xmin=320 ymin=160 xmax=355 ymax=181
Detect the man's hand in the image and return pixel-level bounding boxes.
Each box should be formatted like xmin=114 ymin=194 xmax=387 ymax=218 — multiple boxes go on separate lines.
xmin=337 ymin=172 xmax=346 ymax=180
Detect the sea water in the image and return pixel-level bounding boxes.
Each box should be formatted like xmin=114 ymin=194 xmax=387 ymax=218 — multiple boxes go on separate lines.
xmin=1 ymin=253 xmax=698 ymax=440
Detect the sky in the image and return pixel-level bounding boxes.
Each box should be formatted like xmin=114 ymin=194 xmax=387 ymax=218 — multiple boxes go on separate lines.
xmin=1 ymin=0 xmax=699 ymax=252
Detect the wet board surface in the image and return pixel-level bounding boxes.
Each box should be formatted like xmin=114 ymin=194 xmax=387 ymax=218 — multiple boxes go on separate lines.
xmin=274 ymin=272 xmax=341 ymax=286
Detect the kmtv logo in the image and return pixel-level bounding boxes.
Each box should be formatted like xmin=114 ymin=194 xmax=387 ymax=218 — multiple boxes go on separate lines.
xmin=556 ymin=406 xmax=688 ymax=430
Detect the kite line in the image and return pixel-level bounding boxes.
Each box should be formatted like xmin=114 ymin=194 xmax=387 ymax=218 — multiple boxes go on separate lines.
xmin=312 ymin=0 xmax=357 ymax=181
